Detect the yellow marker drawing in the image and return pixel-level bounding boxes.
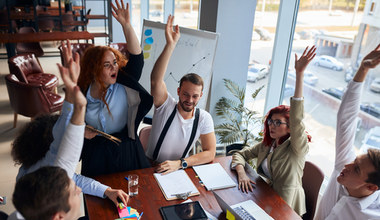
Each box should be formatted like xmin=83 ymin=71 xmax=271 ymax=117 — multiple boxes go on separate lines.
xmin=144 ymin=44 xmax=151 ymax=50
xmin=143 ymin=52 xmax=150 ymax=59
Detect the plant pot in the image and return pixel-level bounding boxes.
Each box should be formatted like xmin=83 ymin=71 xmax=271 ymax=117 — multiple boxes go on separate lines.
xmin=226 ymin=143 xmax=245 ymax=156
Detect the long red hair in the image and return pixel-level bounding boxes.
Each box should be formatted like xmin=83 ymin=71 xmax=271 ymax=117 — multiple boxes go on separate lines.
xmin=262 ymin=105 xmax=311 ymax=147
xmin=77 ymin=46 xmax=128 ymax=114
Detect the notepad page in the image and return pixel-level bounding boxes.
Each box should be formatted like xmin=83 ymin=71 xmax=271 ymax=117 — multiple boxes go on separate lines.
xmin=154 ymin=170 xmax=199 ymax=200
xmin=193 ymin=163 xmax=237 ymax=190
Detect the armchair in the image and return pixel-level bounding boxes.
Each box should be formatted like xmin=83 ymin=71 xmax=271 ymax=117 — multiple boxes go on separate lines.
xmin=5 ymin=74 xmax=64 ymax=128
xmin=8 ymin=53 xmax=59 ymax=93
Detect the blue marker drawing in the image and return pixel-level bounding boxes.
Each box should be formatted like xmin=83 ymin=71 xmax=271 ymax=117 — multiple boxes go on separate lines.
xmin=144 ymin=29 xmax=152 ymax=36
xmin=145 ymin=37 xmax=154 ymax=45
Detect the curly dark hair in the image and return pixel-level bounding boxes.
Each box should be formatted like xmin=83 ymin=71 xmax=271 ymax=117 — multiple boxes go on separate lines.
xmin=11 ymin=114 xmax=59 ymax=168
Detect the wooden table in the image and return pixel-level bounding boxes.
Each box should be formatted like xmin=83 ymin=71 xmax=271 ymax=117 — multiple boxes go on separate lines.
xmin=0 ymin=31 xmax=94 ymax=58
xmin=84 ymin=156 xmax=301 ymax=220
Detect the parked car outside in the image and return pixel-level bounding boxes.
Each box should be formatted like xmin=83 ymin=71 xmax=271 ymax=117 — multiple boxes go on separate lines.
xmin=322 ymin=87 xmax=345 ymax=100
xmin=314 ymin=55 xmax=344 ymax=71
xmin=247 ymin=63 xmax=269 ymax=82
xmin=370 ymin=77 xmax=380 ymax=93
xmin=297 ymin=30 xmax=313 ymax=40
xmin=287 ymin=70 xmax=319 ymax=86
xmin=360 ymin=126 xmax=380 ymax=154
xmin=254 ymin=27 xmax=272 ymax=41
xmin=360 ymin=102 xmax=380 ymax=118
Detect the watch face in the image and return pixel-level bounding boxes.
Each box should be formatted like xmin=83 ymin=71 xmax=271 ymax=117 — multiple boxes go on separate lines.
xmin=182 ymin=160 xmax=188 ymax=169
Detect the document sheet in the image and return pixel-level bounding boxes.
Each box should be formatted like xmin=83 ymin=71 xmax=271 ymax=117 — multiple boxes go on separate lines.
xmin=154 ymin=170 xmax=199 ymax=200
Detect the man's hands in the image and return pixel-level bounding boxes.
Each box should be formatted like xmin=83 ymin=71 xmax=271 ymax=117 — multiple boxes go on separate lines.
xmin=361 ymin=44 xmax=380 ymax=69
xmin=104 ymin=187 xmax=129 ymax=207
xmin=354 ymin=43 xmax=380 ymax=82
xmin=236 ymin=164 xmax=256 ymax=193
xmin=111 ymin=0 xmax=130 ymax=27
xmin=165 ymin=15 xmax=180 ymax=47
xmin=155 ymin=160 xmax=181 ymax=175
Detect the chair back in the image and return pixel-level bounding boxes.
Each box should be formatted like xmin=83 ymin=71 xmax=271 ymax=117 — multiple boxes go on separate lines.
xmin=8 ymin=53 xmax=44 ymax=83
xmin=302 ymin=161 xmax=324 ymax=220
xmin=16 ymin=27 xmax=44 ymax=56
xmin=58 ymin=43 xmax=94 ymax=66
xmin=109 ymin=43 xmax=130 ymax=59
xmin=61 ymin=13 xmax=75 ymax=31
xmin=5 ymin=74 xmax=63 ymax=118
xmin=139 ymin=126 xmax=152 ymax=152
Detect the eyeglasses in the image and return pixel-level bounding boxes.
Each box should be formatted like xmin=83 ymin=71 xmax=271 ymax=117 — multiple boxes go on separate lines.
xmin=103 ymin=61 xmax=118 ymax=70
xmin=267 ymin=119 xmax=288 ymax=127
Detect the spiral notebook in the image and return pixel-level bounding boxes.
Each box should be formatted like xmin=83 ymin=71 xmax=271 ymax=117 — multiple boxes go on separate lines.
xmin=193 ymin=163 xmax=236 ymax=191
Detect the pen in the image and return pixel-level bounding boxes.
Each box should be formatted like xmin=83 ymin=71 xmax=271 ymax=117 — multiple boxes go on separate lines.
xmin=125 ymin=177 xmax=129 ymax=181
xmin=139 ymin=212 xmax=143 ymax=219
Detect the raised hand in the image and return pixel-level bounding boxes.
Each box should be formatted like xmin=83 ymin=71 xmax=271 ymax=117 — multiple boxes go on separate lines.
xmin=294 ymin=45 xmax=316 ymax=76
xmin=165 ymin=15 xmax=180 ymax=46
xmin=57 ymin=53 xmax=84 ymax=106
xmin=111 ymin=0 xmax=130 ymax=26
xmin=361 ymin=44 xmax=380 ymax=69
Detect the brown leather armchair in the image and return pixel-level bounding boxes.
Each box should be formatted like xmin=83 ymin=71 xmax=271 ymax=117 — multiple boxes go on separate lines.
xmin=109 ymin=43 xmax=130 ymax=60
xmin=16 ymin=27 xmax=44 ymax=57
xmin=8 ymin=53 xmax=59 ymax=93
xmin=5 ymin=74 xmax=64 ymax=128
xmin=58 ymin=43 xmax=94 ymax=66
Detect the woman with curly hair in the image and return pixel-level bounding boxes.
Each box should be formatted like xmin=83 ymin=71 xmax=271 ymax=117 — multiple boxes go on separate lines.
xmin=231 ymin=46 xmax=316 ymax=216
xmin=71 ymin=0 xmax=152 ymax=176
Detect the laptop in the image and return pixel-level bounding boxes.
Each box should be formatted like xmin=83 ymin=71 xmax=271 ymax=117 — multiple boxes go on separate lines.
xmin=212 ymin=191 xmax=273 ymax=220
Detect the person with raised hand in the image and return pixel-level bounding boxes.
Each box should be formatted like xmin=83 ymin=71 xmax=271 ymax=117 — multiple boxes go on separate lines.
xmin=314 ymin=44 xmax=380 ymax=220
xmin=231 ymin=46 xmax=316 ymax=216
xmin=75 ymin=0 xmax=152 ymax=177
xmin=146 ymin=15 xmax=216 ymax=174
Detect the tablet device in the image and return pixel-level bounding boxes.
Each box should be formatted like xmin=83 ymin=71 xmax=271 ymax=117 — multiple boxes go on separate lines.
xmin=159 ymin=201 xmax=208 ymax=220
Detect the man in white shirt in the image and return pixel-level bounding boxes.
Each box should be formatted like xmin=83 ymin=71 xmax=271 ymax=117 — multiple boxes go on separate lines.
xmin=146 ymin=15 xmax=216 ymax=174
xmin=314 ymin=44 xmax=380 ymax=220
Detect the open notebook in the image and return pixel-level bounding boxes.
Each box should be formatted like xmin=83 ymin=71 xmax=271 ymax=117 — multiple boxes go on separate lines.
xmin=193 ymin=163 xmax=236 ymax=191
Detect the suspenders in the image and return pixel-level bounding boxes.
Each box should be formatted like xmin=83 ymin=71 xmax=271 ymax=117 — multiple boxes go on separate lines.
xmin=152 ymin=106 xmax=200 ymax=161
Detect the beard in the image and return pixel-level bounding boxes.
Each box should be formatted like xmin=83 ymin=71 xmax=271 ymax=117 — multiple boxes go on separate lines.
xmin=178 ymin=98 xmax=197 ymax=112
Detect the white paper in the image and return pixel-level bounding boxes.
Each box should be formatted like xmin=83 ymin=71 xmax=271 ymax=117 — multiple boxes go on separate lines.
xmin=193 ymin=163 xmax=237 ymax=191
xmin=154 ymin=170 xmax=199 ymax=200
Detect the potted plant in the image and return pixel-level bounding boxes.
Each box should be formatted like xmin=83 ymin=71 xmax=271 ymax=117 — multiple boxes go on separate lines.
xmin=214 ymin=79 xmax=264 ymax=155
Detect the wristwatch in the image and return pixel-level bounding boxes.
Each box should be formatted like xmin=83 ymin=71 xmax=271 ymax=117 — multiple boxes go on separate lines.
xmin=180 ymin=158 xmax=188 ymax=169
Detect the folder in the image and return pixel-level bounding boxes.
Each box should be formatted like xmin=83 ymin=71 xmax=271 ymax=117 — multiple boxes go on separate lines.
xmin=193 ymin=163 xmax=237 ymax=191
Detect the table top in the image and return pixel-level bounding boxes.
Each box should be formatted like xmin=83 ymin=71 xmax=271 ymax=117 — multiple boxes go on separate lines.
xmin=84 ymin=156 xmax=301 ymax=220
xmin=0 ymin=31 xmax=93 ymax=43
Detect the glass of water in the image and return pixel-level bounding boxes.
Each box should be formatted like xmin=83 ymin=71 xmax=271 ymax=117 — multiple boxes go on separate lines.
xmin=128 ymin=174 xmax=139 ymax=196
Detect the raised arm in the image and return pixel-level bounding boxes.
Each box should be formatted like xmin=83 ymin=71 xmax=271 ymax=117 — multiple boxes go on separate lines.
xmin=335 ymin=44 xmax=380 ymax=170
xmin=289 ymin=46 xmax=316 ymax=155
xmin=55 ymin=52 xmax=86 ymax=178
xmin=151 ymin=15 xmax=180 ymax=107
xmin=111 ymin=0 xmax=141 ymax=55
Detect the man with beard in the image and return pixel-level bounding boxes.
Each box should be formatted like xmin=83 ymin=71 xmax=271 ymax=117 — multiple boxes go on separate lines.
xmin=146 ymin=15 xmax=216 ymax=174
xmin=314 ymin=44 xmax=380 ymax=220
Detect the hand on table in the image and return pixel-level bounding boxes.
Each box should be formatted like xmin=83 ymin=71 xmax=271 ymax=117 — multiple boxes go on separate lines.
xmin=104 ymin=187 xmax=129 ymax=207
xmin=155 ymin=160 xmax=181 ymax=175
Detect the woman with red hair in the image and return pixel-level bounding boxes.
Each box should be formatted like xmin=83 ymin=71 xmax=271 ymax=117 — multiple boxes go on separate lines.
xmin=64 ymin=0 xmax=152 ymax=177
xmin=231 ymin=46 xmax=316 ymax=216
